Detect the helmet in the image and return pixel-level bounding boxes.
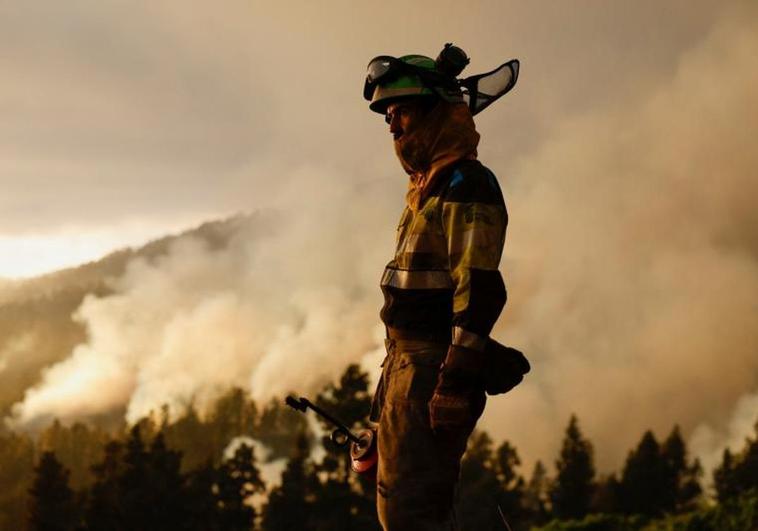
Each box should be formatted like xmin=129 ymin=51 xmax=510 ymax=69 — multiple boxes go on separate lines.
xmin=364 ymin=45 xmax=520 ymax=116
xmin=366 ymin=55 xmax=439 ymax=114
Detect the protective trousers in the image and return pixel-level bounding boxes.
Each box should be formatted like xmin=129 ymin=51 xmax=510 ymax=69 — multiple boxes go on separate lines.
xmin=371 ymin=338 xmax=483 ymax=531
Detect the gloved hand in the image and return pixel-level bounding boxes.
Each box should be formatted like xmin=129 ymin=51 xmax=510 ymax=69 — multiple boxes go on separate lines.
xmin=429 ymin=345 xmax=486 ymax=432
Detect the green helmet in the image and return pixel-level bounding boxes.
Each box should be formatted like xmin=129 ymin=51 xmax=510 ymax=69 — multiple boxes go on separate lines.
xmin=367 ymin=55 xmax=439 ymax=114
xmin=364 ymin=45 xmax=519 ymax=117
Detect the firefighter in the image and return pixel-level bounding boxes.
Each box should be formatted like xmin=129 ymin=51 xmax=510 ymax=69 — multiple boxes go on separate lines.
xmin=363 ymin=47 xmax=520 ymax=529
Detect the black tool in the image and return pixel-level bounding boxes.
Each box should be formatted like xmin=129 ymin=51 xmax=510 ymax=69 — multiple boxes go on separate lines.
xmin=285 ymin=395 xmax=378 ymax=477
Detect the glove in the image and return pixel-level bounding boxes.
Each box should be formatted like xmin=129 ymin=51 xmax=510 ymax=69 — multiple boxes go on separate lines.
xmin=483 ymin=339 xmax=530 ymax=395
xmin=429 ymin=345 xmax=487 ymax=432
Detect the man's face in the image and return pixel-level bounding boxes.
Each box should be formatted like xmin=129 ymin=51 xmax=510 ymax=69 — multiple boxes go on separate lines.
xmin=386 ymin=100 xmax=427 ymax=141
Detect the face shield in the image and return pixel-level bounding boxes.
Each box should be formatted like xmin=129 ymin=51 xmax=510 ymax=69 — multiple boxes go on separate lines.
xmin=460 ymin=59 xmax=520 ymax=116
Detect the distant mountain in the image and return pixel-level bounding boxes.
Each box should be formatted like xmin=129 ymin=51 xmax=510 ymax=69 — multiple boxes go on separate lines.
xmin=0 ymin=213 xmax=252 ymax=418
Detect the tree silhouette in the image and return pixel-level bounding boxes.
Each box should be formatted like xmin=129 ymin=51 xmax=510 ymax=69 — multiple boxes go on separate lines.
xmin=261 ymin=432 xmax=318 ymax=531
xmin=314 ymin=364 xmax=373 ymax=484
xmin=459 ymin=431 xmax=515 ymax=530
xmin=310 ymin=364 xmax=377 ymax=531
xmin=117 ymin=425 xmax=152 ymax=530
xmin=590 ymin=474 xmax=620 ymax=514
xmin=0 ymin=431 xmax=35 ymax=531
xmin=216 ymin=442 xmax=264 ymax=531
xmin=714 ymin=420 xmax=758 ymax=502
xmin=523 ymin=460 xmax=550 ymax=526
xmin=27 ymin=451 xmax=79 ymax=531
xmin=458 ymin=434 xmax=527 ymax=530
xmin=209 ymin=388 xmax=259 ymax=465
xmin=86 ymin=440 xmax=125 ymax=530
xmin=86 ymin=427 xmax=189 ymax=530
xmin=142 ymin=432 xmax=186 ymax=528
xmin=660 ymin=425 xmax=701 ymax=512
xmin=37 ymin=420 xmax=108 ymax=489
xmin=550 ymin=415 xmax=596 ymax=519
xmin=184 ymin=461 xmax=223 ymax=530
xmin=714 ymin=449 xmax=740 ymax=503
xmin=164 ymin=401 xmax=215 ymax=472
xmin=619 ymin=430 xmax=668 ymax=516
xmin=494 ymin=439 xmax=526 ymax=519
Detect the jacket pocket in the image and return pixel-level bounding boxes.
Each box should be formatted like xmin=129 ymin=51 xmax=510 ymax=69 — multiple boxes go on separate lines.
xmin=385 ymin=342 xmax=446 ymax=404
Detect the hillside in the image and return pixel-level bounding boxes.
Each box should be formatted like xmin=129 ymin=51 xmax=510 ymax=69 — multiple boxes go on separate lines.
xmin=0 ymin=214 xmax=252 ymax=417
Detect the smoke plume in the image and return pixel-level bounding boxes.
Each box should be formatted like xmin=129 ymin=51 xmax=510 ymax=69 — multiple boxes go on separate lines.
xmin=481 ymin=3 xmax=758 ymax=470
xmin=5 ymin=3 xmax=757 ymax=477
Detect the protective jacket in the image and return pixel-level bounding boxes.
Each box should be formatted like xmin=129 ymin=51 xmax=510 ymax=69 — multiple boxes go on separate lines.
xmin=380 ymin=159 xmax=507 ymax=351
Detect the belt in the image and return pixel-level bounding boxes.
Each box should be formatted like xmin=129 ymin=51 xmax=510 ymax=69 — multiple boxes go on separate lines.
xmin=386 ymin=326 xmax=450 ymax=343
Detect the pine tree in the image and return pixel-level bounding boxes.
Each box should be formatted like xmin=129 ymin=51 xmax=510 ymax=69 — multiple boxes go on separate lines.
xmin=549 ymin=415 xmax=596 ymax=519
xmin=619 ymin=430 xmax=668 ymax=516
xmin=261 ymin=432 xmax=318 ymax=531
xmin=523 ymin=460 xmax=550 ymax=526
xmin=458 ymin=431 xmax=503 ymax=531
xmin=314 ymin=363 xmax=373 ymax=484
xmin=86 ymin=440 xmax=125 ymax=530
xmin=27 ymin=451 xmax=79 ymax=531
xmin=0 ymin=431 xmax=36 ymax=531
xmin=216 ymin=442 xmax=264 ymax=531
xmin=660 ymin=425 xmax=701 ymax=512
xmin=590 ymin=474 xmax=620 ymax=514
xmin=311 ymin=364 xmax=377 ymax=531
xmin=144 ymin=432 xmax=187 ymax=528
xmin=38 ymin=420 xmax=108 ymax=489
xmin=86 ymin=427 xmax=191 ymax=530
xmin=184 ymin=461 xmax=222 ymax=530
xmin=118 ymin=425 xmax=152 ymax=530
xmin=494 ymin=440 xmax=526 ymax=522
xmin=714 ymin=448 xmax=739 ymax=503
xmin=209 ymin=387 xmax=259 ymax=464
xmin=164 ymin=401 xmax=215 ymax=471
xmin=732 ymin=421 xmax=758 ymax=493
xmin=714 ymin=420 xmax=758 ymax=501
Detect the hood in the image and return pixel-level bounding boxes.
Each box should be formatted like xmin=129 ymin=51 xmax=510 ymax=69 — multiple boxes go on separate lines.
xmin=394 ymin=101 xmax=480 ymax=211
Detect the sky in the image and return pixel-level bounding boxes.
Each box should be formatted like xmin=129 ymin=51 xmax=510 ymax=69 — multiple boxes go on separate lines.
xmin=2 ymin=0 xmax=757 ymax=474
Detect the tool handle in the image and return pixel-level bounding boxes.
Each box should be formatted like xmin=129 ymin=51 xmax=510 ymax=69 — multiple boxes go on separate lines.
xmin=285 ymin=396 xmax=361 ymax=444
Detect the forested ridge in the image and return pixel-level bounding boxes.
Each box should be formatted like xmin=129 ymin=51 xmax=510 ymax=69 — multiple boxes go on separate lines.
xmin=0 ymin=214 xmax=250 ymax=420
xmin=3 ymin=363 xmax=757 ymax=531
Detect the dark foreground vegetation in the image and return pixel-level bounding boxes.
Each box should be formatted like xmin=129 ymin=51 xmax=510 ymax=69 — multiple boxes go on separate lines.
xmin=2 ymin=364 xmax=756 ymax=531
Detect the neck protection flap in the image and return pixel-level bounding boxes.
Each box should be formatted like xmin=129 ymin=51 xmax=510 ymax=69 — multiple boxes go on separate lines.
xmin=394 ymin=101 xmax=479 ymax=211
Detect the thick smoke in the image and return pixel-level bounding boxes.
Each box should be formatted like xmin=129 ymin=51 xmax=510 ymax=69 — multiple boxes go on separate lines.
xmin=9 ymin=166 xmax=395 ymax=429
xmin=690 ymin=391 xmax=758 ymax=475
xmin=480 ymin=3 xmax=758 ymax=470
xmin=6 ymin=4 xmax=758 ymax=477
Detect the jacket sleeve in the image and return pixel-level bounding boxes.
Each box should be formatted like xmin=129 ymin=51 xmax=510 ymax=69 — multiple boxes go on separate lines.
xmin=441 ymin=167 xmax=508 ymax=351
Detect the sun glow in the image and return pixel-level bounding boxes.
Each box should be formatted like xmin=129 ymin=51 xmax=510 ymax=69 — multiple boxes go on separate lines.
xmin=0 ymin=220 xmax=204 ymax=279
xmin=0 ymin=234 xmax=122 ymax=279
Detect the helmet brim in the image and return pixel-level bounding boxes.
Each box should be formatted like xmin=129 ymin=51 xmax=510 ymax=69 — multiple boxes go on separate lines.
xmin=369 ymin=86 xmax=436 ymax=114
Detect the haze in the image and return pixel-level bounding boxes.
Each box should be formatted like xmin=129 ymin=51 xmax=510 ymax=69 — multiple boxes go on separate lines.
xmin=1 ymin=0 xmax=756 ymax=474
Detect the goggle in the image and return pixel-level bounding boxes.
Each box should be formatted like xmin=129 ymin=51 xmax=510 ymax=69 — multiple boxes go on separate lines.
xmin=363 ymin=55 xmax=449 ymax=101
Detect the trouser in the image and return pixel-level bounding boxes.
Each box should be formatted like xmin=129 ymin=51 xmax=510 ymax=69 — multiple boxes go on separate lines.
xmin=370 ymin=338 xmax=484 ymax=531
